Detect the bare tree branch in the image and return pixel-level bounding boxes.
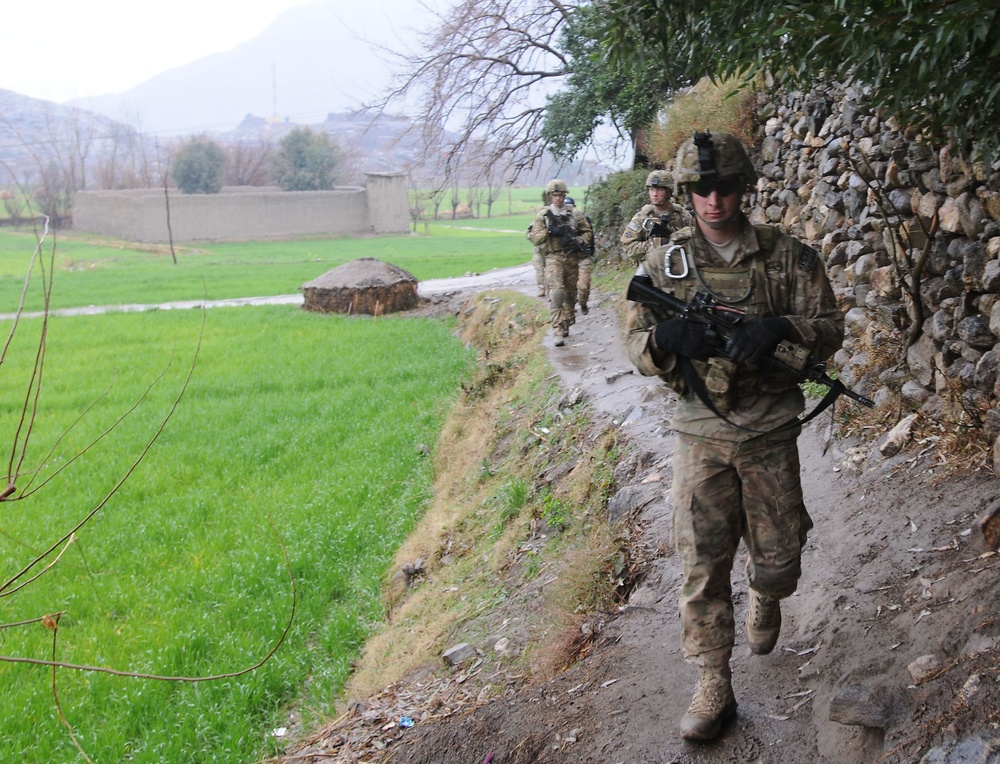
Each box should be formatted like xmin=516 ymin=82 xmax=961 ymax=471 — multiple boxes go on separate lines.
xmin=2 ymin=517 xmax=295 ymax=684
xmin=368 ymin=0 xmax=574 ymax=185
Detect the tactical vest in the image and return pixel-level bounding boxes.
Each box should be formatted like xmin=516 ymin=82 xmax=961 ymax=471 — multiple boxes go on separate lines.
xmin=537 ymin=205 xmax=584 ymax=257
xmin=646 ymin=225 xmax=806 ymax=411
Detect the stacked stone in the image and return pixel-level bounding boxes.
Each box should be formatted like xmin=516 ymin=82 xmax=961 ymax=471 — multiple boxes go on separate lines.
xmin=738 ymin=77 xmax=1000 ymax=465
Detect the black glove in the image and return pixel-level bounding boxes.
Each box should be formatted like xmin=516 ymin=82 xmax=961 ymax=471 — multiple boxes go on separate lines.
xmin=652 ymin=319 xmax=720 ymax=361
xmin=725 ymin=317 xmax=792 ymax=365
xmin=647 ymin=217 xmax=673 ymax=239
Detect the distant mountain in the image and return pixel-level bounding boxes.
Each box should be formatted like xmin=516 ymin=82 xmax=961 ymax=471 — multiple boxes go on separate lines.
xmin=0 ymin=89 xmax=135 ymax=187
xmin=65 ymin=1 xmax=396 ymax=135
xmin=2 ymin=0 xmax=609 ymax=191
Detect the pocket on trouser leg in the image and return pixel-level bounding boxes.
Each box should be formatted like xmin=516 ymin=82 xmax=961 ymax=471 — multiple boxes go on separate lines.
xmin=740 ymin=437 xmax=812 ymax=599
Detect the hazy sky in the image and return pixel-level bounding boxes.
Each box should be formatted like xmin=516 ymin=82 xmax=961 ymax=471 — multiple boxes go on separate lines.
xmin=3 ymin=0 xmax=416 ymax=103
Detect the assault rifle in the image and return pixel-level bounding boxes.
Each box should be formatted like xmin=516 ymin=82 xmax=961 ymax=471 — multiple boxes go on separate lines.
xmin=545 ymin=209 xmax=585 ymax=255
xmin=627 ymin=273 xmax=875 ymax=409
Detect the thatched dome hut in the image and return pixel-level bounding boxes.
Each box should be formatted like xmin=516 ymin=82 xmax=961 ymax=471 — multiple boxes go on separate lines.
xmin=301 ymin=258 xmax=418 ymax=315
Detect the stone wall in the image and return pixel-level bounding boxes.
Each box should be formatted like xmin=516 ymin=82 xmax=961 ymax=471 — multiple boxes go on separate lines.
xmin=72 ymin=171 xmax=409 ymax=242
xmin=740 ymin=77 xmax=1000 ymax=464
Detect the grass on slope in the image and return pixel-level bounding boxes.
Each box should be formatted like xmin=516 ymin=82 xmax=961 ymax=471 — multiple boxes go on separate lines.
xmin=0 ymin=305 xmax=472 ymax=763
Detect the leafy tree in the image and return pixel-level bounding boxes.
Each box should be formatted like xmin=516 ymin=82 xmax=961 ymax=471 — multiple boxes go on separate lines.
xmin=270 ymin=127 xmax=342 ymax=191
xmin=605 ymin=0 xmax=1000 ymax=159
xmin=542 ymin=1 xmax=688 ymax=163
xmin=171 ymin=137 xmax=226 ymax=194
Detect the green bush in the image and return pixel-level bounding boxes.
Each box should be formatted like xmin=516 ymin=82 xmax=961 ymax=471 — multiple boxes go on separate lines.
xmin=584 ymin=170 xmax=649 ymax=261
xmin=271 ymin=127 xmax=342 ymax=191
xmin=171 ymin=137 xmax=227 ymax=194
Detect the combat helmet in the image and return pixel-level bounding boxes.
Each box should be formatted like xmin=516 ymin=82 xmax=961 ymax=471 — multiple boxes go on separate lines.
xmin=673 ymin=130 xmax=758 ymax=193
xmin=645 ymin=170 xmax=673 ymax=189
xmin=545 ymin=178 xmax=569 ymax=194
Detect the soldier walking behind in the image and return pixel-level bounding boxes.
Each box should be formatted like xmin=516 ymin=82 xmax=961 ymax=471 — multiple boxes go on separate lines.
xmin=529 ymin=179 xmax=593 ymax=346
xmin=565 ymin=195 xmax=596 ymax=315
xmin=620 ymin=170 xmax=689 ymax=265
xmin=528 ymin=189 xmax=551 ymax=297
xmin=625 ymin=131 xmax=845 ymax=741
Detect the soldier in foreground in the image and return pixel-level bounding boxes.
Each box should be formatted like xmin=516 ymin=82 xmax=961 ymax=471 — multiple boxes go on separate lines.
xmin=620 ymin=170 xmax=689 ymax=264
xmin=625 ymin=132 xmax=845 ymax=741
xmin=529 ymin=179 xmax=593 ymax=346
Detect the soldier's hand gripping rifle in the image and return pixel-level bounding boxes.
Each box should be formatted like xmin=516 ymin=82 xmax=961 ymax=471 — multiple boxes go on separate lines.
xmin=640 ymin=215 xmax=674 ymax=240
xmin=545 ymin=210 xmax=585 ymax=255
xmin=627 ymin=273 xmax=875 ymax=409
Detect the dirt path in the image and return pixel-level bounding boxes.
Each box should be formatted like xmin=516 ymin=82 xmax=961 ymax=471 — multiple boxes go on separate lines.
xmin=388 ymin=277 xmax=1000 ymax=763
xmin=18 ymin=263 xmax=996 ymax=762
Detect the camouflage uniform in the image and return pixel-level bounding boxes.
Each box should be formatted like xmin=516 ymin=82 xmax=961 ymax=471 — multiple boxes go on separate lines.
xmin=527 ymin=225 xmax=546 ymax=296
xmin=571 ymin=202 xmax=595 ymax=313
xmin=529 ymin=189 xmax=552 ymax=297
xmin=576 ymin=250 xmax=593 ymax=313
xmin=620 ymin=202 xmax=689 ymax=265
xmin=626 ymin=217 xmax=844 ymax=667
xmin=529 ymin=195 xmax=593 ymax=339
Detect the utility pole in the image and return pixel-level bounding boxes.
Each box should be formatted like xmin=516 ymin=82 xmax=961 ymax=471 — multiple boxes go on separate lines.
xmin=272 ymin=63 xmax=278 ymax=118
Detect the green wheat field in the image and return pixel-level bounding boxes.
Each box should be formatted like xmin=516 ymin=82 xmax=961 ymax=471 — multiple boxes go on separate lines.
xmin=0 ymin=196 xmax=542 ymax=763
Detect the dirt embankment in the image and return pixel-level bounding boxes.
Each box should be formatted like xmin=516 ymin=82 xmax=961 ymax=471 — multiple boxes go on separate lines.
xmin=274 ymin=273 xmax=1000 ymax=764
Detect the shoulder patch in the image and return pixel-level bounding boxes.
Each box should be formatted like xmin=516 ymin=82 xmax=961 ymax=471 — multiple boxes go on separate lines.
xmin=797 ymin=245 xmax=819 ymax=273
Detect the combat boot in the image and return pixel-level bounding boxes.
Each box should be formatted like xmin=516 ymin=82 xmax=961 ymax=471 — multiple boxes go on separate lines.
xmin=580 ymin=302 xmax=589 ymax=315
xmin=746 ymin=589 xmax=781 ymax=655
xmin=680 ymin=665 xmax=737 ymax=741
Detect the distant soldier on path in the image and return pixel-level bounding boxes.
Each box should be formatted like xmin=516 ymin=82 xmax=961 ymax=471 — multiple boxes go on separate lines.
xmin=565 ymin=195 xmax=596 ymax=315
xmin=529 ymin=179 xmax=593 ymax=346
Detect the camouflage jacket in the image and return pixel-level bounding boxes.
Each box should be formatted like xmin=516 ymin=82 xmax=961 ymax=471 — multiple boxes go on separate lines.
xmin=625 ymin=217 xmax=844 ymax=441
xmin=620 ymin=203 xmax=690 ymax=264
xmin=529 ymin=204 xmax=593 ymax=257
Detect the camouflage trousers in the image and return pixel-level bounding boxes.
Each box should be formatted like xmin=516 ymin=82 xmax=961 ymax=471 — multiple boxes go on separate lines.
xmin=532 ymin=249 xmax=546 ymax=295
xmin=577 ymin=256 xmax=593 ymax=308
xmin=545 ymin=252 xmax=578 ymax=334
xmin=671 ymin=428 xmax=813 ymax=667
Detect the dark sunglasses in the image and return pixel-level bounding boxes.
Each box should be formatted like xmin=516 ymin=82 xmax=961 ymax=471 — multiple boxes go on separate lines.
xmin=690 ymin=178 xmax=743 ymax=198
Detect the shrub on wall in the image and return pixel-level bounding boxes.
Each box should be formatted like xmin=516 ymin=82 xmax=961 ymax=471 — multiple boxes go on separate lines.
xmin=171 ymin=137 xmax=227 ymax=194
xmin=584 ymin=170 xmax=649 ymax=260
xmin=271 ymin=127 xmax=342 ymax=191
xmin=646 ymin=76 xmax=759 ymax=167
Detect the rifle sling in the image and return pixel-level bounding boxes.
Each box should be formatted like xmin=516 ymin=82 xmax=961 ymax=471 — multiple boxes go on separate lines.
xmin=677 ymin=356 xmax=842 ymax=436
